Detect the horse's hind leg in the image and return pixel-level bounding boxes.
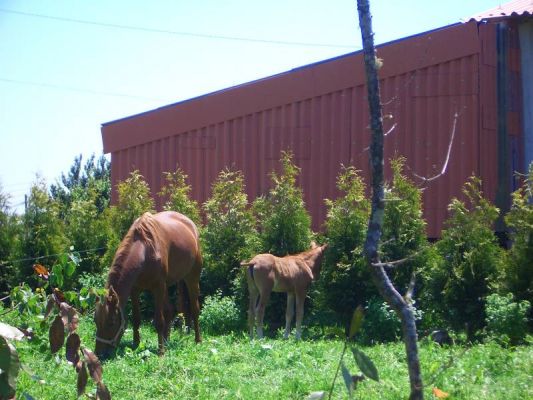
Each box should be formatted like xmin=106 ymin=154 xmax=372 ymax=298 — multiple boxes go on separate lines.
xmin=284 ymin=293 xmax=295 ymax=339
xmin=131 ymin=288 xmax=141 ymax=347
xmin=153 ymin=283 xmax=170 ymax=355
xmin=184 ymin=275 xmax=202 ymax=343
xmin=247 ymin=283 xmax=259 ymax=340
xmin=255 ymin=289 xmax=271 ymax=339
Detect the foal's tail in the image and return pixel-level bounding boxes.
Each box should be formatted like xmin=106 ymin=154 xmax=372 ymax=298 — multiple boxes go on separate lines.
xmin=240 ymin=260 xmax=256 ymax=282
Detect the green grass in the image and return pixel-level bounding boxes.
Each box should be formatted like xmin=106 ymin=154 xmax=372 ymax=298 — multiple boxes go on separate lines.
xmin=5 ymin=313 xmax=533 ymax=399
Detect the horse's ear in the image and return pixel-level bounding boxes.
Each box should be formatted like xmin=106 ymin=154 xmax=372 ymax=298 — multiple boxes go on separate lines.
xmin=107 ymin=285 xmax=119 ymax=308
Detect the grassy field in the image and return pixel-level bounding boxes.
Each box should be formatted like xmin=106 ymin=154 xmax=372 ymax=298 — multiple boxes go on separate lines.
xmin=6 ymin=314 xmax=533 ymax=400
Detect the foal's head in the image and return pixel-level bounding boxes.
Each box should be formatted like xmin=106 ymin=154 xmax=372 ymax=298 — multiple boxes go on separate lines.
xmin=94 ymin=286 xmax=125 ymax=358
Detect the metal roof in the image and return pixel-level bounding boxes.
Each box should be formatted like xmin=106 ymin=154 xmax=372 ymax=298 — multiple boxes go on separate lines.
xmin=468 ymin=0 xmax=533 ymax=21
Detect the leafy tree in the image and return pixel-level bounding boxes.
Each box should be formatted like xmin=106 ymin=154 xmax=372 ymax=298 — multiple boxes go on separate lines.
xmin=12 ymin=176 xmax=67 ymax=288
xmin=254 ymin=151 xmax=313 ymax=256
xmin=158 ymin=167 xmax=201 ymax=227
xmin=504 ymin=163 xmax=533 ymax=310
xmin=428 ymin=176 xmax=505 ymax=339
xmin=201 ymin=168 xmax=259 ymax=298
xmin=320 ymin=165 xmax=371 ymax=323
xmin=100 ymin=170 xmax=155 ymax=270
xmin=63 ymin=184 xmax=109 ymax=280
xmin=0 ymin=183 xmax=20 ymax=295
xmin=50 ymin=154 xmax=110 ymax=217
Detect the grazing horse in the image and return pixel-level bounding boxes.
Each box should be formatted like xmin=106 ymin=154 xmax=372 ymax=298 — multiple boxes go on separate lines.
xmin=241 ymin=243 xmax=327 ymax=339
xmin=94 ymin=211 xmax=202 ymax=357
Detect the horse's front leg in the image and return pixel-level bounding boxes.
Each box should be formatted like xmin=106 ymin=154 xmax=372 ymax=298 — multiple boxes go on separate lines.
xmin=294 ymin=290 xmax=306 ymax=340
xmin=284 ymin=293 xmax=295 ymax=339
xmin=131 ymin=288 xmax=141 ymax=347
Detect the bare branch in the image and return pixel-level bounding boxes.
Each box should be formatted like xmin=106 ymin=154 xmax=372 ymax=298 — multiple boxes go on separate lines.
xmin=371 ymin=253 xmax=415 ymax=269
xmin=404 ymin=271 xmax=417 ymax=304
xmin=362 ymin=123 xmax=397 ymax=152
xmin=411 ymin=112 xmax=459 ymax=185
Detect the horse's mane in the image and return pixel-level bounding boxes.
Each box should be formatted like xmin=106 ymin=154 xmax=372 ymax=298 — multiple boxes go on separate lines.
xmin=108 ymin=212 xmax=162 ymax=286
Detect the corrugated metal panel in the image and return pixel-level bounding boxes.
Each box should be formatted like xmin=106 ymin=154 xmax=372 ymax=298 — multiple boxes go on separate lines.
xmin=468 ymin=0 xmax=533 ymax=21
xmin=103 ymin=21 xmax=509 ymax=238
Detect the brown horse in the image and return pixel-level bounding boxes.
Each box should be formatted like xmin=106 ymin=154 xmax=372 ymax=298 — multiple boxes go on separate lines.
xmin=241 ymin=243 xmax=327 ymax=340
xmin=94 ymin=211 xmax=202 ymax=356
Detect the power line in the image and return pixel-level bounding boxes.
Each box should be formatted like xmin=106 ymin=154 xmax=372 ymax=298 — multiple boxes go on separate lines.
xmin=0 ymin=7 xmax=357 ymax=49
xmin=0 ymin=77 xmax=170 ymax=101
xmin=0 ymin=246 xmax=107 ymax=267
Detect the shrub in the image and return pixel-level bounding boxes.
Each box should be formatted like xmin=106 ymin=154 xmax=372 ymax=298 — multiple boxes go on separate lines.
xmin=254 ymin=151 xmax=312 ymax=256
xmin=100 ymin=170 xmax=155 ymax=270
xmin=199 ymin=290 xmax=243 ymax=335
xmin=504 ymin=163 xmax=533 ymax=311
xmin=201 ymin=169 xmax=259 ymax=299
xmin=158 ymin=167 xmax=202 ymax=227
xmin=381 ymin=157 xmax=431 ymax=296
xmin=429 ymin=176 xmax=505 ymax=340
xmin=320 ymin=165 xmax=371 ymax=322
xmin=359 ymin=297 xmax=423 ymax=344
xmin=485 ymin=293 xmax=531 ymax=345
xmin=252 ymin=151 xmax=313 ymax=328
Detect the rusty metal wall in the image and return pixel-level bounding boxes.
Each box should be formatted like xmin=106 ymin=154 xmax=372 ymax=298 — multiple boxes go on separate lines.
xmin=103 ymin=21 xmax=521 ymax=238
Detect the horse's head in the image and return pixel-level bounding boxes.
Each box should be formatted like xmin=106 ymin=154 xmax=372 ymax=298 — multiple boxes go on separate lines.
xmin=311 ymin=243 xmax=328 ymax=280
xmin=94 ymin=286 xmax=125 ymax=358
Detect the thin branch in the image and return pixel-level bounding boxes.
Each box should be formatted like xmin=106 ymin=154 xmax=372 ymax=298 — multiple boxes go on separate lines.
xmin=371 ymin=252 xmax=418 ymax=269
xmin=0 ymin=304 xmax=17 ymax=317
xmin=404 ymin=271 xmax=417 ymax=304
xmin=424 ymin=346 xmax=469 ymax=387
xmin=411 ymin=112 xmax=459 ymax=185
xmin=362 ymin=123 xmax=398 ymax=152
xmin=328 ymin=341 xmax=348 ymax=400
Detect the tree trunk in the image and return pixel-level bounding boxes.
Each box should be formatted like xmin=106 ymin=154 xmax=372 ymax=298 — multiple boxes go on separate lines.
xmin=356 ymin=1 xmax=424 ymax=398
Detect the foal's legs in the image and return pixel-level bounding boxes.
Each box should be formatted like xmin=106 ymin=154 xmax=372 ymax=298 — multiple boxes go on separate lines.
xmin=131 ymin=288 xmax=141 ymax=347
xmin=255 ymin=289 xmax=271 ymax=339
xmin=294 ymin=290 xmax=306 ymax=340
xmin=284 ymin=293 xmax=295 ymax=339
xmin=247 ymin=284 xmax=259 ymax=339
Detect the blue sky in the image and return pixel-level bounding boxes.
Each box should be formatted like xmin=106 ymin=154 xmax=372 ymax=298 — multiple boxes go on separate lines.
xmin=0 ymin=0 xmax=501 ymax=212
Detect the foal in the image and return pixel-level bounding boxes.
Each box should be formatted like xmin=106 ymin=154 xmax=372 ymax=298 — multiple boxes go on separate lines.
xmin=241 ymin=243 xmax=327 ymax=339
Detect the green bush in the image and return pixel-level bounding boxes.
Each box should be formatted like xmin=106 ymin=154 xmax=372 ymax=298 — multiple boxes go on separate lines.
xmin=381 ymin=157 xmax=431 ymax=296
xmin=252 ymin=151 xmax=313 ymax=328
xmin=359 ymin=297 xmax=422 ymax=344
xmin=428 ymin=176 xmax=505 ymax=340
xmin=100 ymin=170 xmax=155 ymax=271
xmin=158 ymin=167 xmax=202 ymax=227
xmin=320 ymin=165 xmax=371 ymax=323
xmin=254 ymin=151 xmax=312 ymax=256
xmin=485 ymin=293 xmax=531 ymax=345
xmin=199 ymin=290 xmax=243 ymax=335
xmin=504 ymin=163 xmax=533 ymax=312
xmin=201 ymin=168 xmax=259 ymax=301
